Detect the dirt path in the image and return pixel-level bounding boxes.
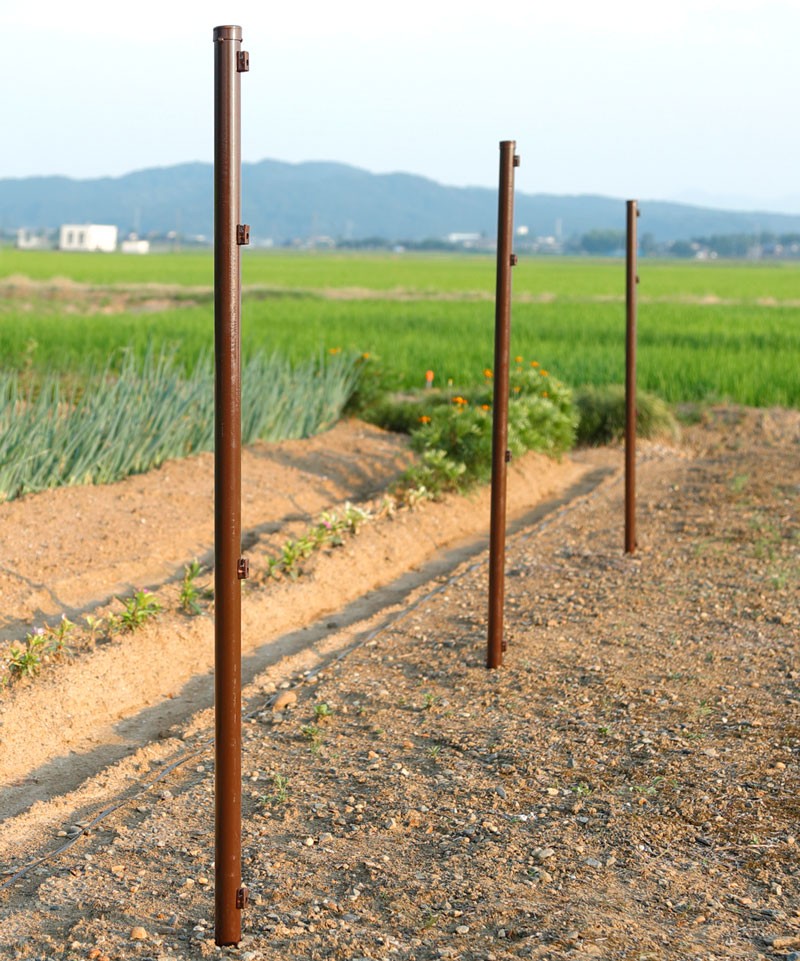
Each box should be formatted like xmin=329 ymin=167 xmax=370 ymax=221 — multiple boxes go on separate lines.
xmin=1 ymin=407 xmax=798 ymax=961
xmin=0 ymin=419 xmax=588 ymax=819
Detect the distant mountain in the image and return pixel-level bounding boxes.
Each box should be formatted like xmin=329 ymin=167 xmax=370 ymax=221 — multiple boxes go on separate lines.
xmin=3 ymin=159 xmax=800 ymax=245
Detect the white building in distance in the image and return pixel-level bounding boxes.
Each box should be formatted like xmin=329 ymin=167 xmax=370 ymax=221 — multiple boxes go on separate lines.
xmin=121 ymin=236 xmax=150 ymax=255
xmin=59 ymin=224 xmax=118 ymax=252
xmin=16 ymin=228 xmax=51 ymax=250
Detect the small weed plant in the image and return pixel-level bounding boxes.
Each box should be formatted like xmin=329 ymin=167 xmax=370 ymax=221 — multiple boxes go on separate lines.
xmin=180 ymin=560 xmax=211 ymax=615
xmin=267 ymin=503 xmax=372 ymax=581
xmin=84 ymin=614 xmax=105 ymax=644
xmin=110 ymin=589 xmax=162 ymax=633
xmin=4 ymin=616 xmax=74 ymax=684
xmin=6 ymin=630 xmax=49 ymax=679
xmin=301 ymin=723 xmax=324 ymax=752
xmin=260 ymin=773 xmax=290 ymax=807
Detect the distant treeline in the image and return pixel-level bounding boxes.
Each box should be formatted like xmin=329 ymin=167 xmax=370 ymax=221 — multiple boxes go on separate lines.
xmin=680 ymin=232 xmax=800 ymax=258
xmin=335 ymin=230 xmax=800 ymax=258
xmin=567 ymin=229 xmax=800 ymax=258
xmin=6 ymin=225 xmax=800 ymax=260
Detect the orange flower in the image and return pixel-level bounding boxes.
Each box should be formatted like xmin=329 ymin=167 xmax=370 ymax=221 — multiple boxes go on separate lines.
xmin=481 ymin=403 xmax=491 ymax=411
xmin=513 ymin=385 xmax=521 ymax=393
xmin=515 ymin=355 xmax=523 ymax=363
xmin=530 ymin=360 xmax=539 ymax=368
xmin=541 ymin=391 xmax=549 ymax=398
xmin=452 ymin=396 xmax=468 ymax=406
xmin=418 ymin=414 xmax=431 ymax=424
xmin=483 ymin=368 xmax=493 ymax=379
xmin=540 ymin=369 xmax=548 ymax=377
xmin=328 ymin=346 xmax=342 ymax=355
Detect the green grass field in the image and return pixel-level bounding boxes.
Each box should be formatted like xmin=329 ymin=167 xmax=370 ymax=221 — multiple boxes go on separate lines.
xmin=5 ymin=247 xmax=800 ymax=300
xmin=2 ymin=249 xmax=799 ymax=406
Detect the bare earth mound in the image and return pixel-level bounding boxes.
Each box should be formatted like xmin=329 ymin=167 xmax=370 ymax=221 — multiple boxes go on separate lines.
xmin=1 ymin=407 xmax=798 ymax=961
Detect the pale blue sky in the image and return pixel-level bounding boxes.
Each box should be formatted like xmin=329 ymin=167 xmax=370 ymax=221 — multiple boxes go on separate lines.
xmin=5 ymin=0 xmax=800 ymax=213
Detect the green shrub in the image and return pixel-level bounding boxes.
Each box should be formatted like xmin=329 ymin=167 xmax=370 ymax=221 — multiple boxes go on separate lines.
xmin=389 ymin=368 xmax=578 ymax=497
xmin=575 ymin=384 xmax=678 ymax=446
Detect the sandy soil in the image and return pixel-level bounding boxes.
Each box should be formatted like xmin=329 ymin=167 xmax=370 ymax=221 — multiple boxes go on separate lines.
xmin=0 ymin=407 xmax=798 ymax=961
xmin=0 ymin=418 xmax=588 ymax=817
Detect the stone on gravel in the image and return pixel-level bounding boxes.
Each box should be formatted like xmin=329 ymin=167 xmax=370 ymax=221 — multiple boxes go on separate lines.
xmin=772 ymin=936 xmax=800 ymax=950
xmin=272 ymin=690 xmax=297 ymax=711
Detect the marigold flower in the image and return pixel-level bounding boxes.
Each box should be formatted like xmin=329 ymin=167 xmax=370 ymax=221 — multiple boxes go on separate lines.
xmin=483 ymin=368 xmax=493 ymax=379
xmin=515 ymin=355 xmax=523 ymax=363
xmin=328 ymin=346 xmax=342 ymax=355
xmin=452 ymin=396 xmax=468 ymax=406
xmin=540 ymin=369 xmax=548 ymax=377
xmin=530 ymin=360 xmax=539 ymax=367
xmin=481 ymin=404 xmax=491 ymax=411
xmin=418 ymin=414 xmax=431 ymax=424
xmin=542 ymin=391 xmax=549 ymax=398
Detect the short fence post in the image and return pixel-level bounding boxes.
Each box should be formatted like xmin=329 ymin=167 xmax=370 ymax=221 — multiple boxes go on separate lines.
xmin=625 ymin=199 xmax=639 ymax=555
xmin=213 ymin=23 xmax=249 ymax=948
xmin=487 ymin=140 xmax=519 ymax=669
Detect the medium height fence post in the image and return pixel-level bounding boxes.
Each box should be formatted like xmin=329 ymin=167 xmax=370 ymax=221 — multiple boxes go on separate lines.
xmin=625 ymin=200 xmax=639 ymax=555
xmin=487 ymin=140 xmax=519 ymax=669
xmin=213 ymin=24 xmax=249 ymax=948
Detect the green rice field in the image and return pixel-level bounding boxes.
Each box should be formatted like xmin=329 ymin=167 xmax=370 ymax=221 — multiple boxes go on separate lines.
xmin=2 ymin=248 xmax=799 ymax=407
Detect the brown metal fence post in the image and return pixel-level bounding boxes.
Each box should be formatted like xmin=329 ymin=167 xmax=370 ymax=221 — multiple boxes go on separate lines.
xmin=487 ymin=140 xmax=519 ymax=669
xmin=625 ymin=200 xmax=639 ymax=555
xmin=213 ymin=24 xmax=249 ymax=947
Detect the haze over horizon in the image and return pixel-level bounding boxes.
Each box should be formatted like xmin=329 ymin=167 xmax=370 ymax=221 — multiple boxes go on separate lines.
xmin=3 ymin=0 xmax=799 ymax=217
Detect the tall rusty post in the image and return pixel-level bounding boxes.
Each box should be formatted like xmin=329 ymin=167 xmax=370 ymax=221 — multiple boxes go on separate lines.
xmin=213 ymin=24 xmax=249 ymax=947
xmin=625 ymin=200 xmax=639 ymax=555
xmin=487 ymin=140 xmax=519 ymax=669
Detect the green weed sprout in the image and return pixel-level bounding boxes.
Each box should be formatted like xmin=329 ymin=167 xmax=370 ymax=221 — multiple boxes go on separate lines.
xmin=180 ymin=560 xmax=211 ymax=615
xmin=111 ymin=589 xmax=162 ymax=633
xmin=5 ymin=617 xmax=74 ymax=680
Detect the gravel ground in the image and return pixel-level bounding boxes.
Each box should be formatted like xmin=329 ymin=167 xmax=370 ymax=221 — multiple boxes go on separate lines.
xmin=1 ymin=405 xmax=798 ymax=961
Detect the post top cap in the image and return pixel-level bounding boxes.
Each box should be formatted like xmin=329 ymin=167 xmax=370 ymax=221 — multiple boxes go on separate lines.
xmin=213 ymin=25 xmax=242 ymax=41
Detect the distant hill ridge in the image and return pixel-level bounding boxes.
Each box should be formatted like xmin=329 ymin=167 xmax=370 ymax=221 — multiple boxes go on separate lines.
xmin=3 ymin=159 xmax=800 ymax=244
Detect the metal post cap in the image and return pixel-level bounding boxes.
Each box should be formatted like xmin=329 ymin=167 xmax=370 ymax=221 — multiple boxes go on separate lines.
xmin=213 ymin=25 xmax=242 ymax=41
